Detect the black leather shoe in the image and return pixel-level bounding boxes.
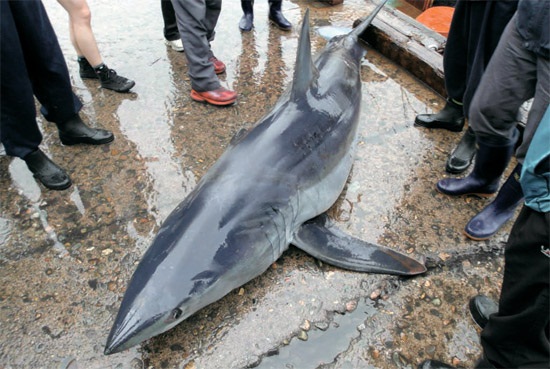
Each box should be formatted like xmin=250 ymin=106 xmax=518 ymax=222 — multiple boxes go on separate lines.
xmin=415 ymin=100 xmax=465 ymax=132
xmin=57 ymin=114 xmax=114 ymax=146
xmin=24 ymin=149 xmax=72 ymax=190
xmin=418 ymin=360 xmax=455 ymax=369
xmin=469 ymin=295 xmax=498 ymax=329
xmin=446 ymin=127 xmax=476 ymax=174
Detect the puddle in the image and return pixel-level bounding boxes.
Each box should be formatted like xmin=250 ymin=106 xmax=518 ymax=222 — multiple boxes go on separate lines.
xmin=256 ymin=298 xmax=377 ymax=369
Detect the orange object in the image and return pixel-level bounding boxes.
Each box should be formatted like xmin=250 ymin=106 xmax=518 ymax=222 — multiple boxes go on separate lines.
xmin=416 ymin=6 xmax=454 ymax=37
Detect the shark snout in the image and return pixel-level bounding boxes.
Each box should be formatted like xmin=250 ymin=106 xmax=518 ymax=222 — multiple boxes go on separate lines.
xmin=104 ymin=308 xmax=164 ymax=355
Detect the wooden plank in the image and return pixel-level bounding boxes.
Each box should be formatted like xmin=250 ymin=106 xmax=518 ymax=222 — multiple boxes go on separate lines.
xmin=355 ymin=5 xmax=447 ymax=97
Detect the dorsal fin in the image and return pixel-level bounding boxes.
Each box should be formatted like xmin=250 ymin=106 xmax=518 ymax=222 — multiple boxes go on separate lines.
xmin=348 ymin=0 xmax=388 ymax=40
xmin=291 ymin=8 xmax=318 ymax=100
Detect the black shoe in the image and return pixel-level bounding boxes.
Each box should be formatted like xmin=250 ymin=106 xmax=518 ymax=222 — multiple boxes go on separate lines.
xmin=78 ymin=57 xmax=98 ymax=79
xmin=57 ymin=114 xmax=114 ymax=146
xmin=239 ymin=0 xmax=254 ymax=31
xmin=24 ymin=149 xmax=72 ymax=191
xmin=468 ymin=295 xmax=498 ymax=329
xmin=94 ymin=64 xmax=135 ymax=93
xmin=268 ymin=1 xmax=291 ymax=30
xmin=415 ymin=99 xmax=465 ymax=132
xmin=446 ymin=127 xmax=476 ymax=174
xmin=418 ymin=360 xmax=455 ymax=369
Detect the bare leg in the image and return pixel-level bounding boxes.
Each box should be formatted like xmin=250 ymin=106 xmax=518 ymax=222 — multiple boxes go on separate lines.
xmin=57 ymin=0 xmax=103 ymax=67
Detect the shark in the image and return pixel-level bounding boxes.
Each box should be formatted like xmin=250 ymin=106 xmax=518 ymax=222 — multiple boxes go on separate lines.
xmin=104 ymin=0 xmax=425 ymax=355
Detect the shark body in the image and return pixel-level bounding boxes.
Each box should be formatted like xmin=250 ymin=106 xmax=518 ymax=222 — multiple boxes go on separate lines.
xmin=105 ymin=1 xmax=425 ymax=354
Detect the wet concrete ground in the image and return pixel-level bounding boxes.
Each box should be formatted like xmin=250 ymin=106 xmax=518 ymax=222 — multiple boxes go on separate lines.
xmin=0 ymin=1 xmax=517 ymax=368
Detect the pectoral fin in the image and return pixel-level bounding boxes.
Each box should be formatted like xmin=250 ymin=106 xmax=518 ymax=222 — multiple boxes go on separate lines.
xmin=292 ymin=214 xmax=426 ymax=276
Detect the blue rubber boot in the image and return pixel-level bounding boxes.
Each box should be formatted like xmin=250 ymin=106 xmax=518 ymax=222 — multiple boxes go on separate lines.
xmin=465 ymin=164 xmax=523 ymax=240
xmin=436 ymin=130 xmax=518 ymax=197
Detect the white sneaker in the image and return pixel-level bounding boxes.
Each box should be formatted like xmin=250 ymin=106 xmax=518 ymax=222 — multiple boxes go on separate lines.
xmin=165 ymin=39 xmax=184 ymax=52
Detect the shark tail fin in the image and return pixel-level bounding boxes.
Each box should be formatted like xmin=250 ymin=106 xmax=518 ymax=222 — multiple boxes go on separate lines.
xmin=348 ymin=0 xmax=388 ymax=40
xmin=291 ymin=8 xmax=319 ymax=100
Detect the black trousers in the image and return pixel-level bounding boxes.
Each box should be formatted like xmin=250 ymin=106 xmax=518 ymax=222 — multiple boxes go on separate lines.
xmin=0 ymin=0 xmax=82 ymax=159
xmin=443 ymin=0 xmax=517 ymax=118
xmin=480 ymin=206 xmax=550 ymax=368
xmin=161 ymin=0 xmax=179 ymax=41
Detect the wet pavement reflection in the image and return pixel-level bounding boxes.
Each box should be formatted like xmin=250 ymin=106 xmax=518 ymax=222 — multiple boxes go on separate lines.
xmin=0 ymin=1 xmax=514 ymax=368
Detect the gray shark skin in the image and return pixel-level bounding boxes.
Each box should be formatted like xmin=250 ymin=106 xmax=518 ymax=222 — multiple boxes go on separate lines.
xmin=105 ymin=0 xmax=424 ymax=355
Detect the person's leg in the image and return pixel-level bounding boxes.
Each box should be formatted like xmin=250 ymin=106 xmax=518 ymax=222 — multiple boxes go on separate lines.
xmin=437 ymin=14 xmax=539 ymax=197
xmin=161 ymin=0 xmax=180 ymax=41
xmin=57 ymin=0 xmax=135 ymax=92
xmin=480 ymin=207 xmax=550 ymax=368
xmin=171 ymin=0 xmax=220 ymax=92
xmin=414 ymin=0 xmax=470 ymax=132
xmin=161 ymin=0 xmax=183 ymax=51
xmin=239 ymin=0 xmax=254 ymax=32
xmin=57 ymin=0 xmax=102 ymax=66
xmin=1 ymin=0 xmax=44 ymax=159
xmin=171 ymin=0 xmax=236 ymax=105
xmin=268 ymin=0 xmax=291 ymax=31
xmin=461 ymin=0 xmax=518 ymax=116
xmin=444 ymin=1 xmax=518 ymax=174
xmin=469 ymin=14 xmax=539 ymax=154
xmin=1 ymin=0 xmax=71 ymax=190
xmin=463 ymin=164 xmax=524 ymax=240
xmin=9 ymin=0 xmax=113 ymax=147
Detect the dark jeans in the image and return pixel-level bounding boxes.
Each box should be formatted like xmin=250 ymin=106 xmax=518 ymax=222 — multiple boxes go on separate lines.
xmin=161 ymin=0 xmax=179 ymax=41
xmin=481 ymin=206 xmax=550 ymax=368
xmin=443 ymin=0 xmax=517 ymax=117
xmin=0 ymin=0 xmax=81 ymax=158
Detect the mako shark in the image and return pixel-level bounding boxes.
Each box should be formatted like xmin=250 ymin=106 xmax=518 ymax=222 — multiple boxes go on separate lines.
xmin=105 ymin=0 xmax=425 ymax=355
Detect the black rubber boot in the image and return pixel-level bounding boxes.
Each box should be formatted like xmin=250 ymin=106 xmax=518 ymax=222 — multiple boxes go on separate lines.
xmin=415 ymin=99 xmax=465 ymax=132
xmin=78 ymin=57 xmax=98 ymax=79
xmin=239 ymin=0 xmax=254 ymax=32
xmin=56 ymin=114 xmax=114 ymax=146
xmin=268 ymin=1 xmax=291 ymax=31
xmin=94 ymin=64 xmax=135 ymax=93
xmin=468 ymin=295 xmax=498 ymax=329
xmin=23 ymin=149 xmax=72 ymax=190
xmin=436 ymin=130 xmax=518 ymax=197
xmin=464 ymin=164 xmax=523 ymax=240
xmin=446 ymin=127 xmax=477 ymax=174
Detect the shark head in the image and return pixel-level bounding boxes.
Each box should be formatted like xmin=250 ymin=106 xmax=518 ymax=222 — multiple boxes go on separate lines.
xmin=103 ymin=223 xmax=214 ymax=355
xmin=104 ymin=189 xmax=281 ymax=355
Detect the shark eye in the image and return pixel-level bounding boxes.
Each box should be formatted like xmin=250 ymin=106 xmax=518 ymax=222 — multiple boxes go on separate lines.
xmin=171 ymin=308 xmax=183 ymax=320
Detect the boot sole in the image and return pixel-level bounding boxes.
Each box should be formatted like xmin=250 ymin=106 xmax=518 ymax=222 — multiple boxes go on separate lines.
xmin=33 ymin=174 xmax=72 ymax=191
xmin=190 ymin=91 xmax=236 ymax=106
xmin=413 ymin=120 xmax=464 ymax=132
xmin=269 ymin=19 xmax=291 ymax=31
xmin=435 ymin=185 xmax=495 ymax=198
xmin=101 ymin=81 xmax=136 ymax=93
xmin=60 ymin=135 xmax=115 ymax=146
xmin=463 ymin=229 xmax=491 ymax=241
